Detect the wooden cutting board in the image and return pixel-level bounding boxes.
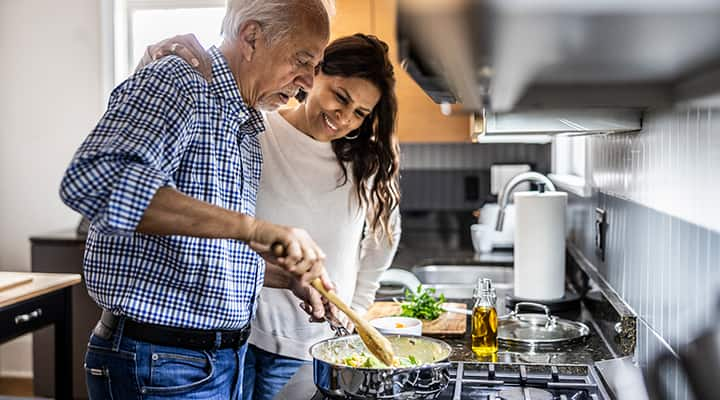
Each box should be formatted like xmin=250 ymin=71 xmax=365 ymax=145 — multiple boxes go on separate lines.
xmin=0 ymin=273 xmax=33 ymax=292
xmin=364 ymin=302 xmax=467 ymax=336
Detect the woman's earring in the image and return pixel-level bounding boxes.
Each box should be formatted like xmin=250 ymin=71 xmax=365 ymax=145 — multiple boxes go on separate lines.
xmin=344 ymin=132 xmax=360 ymax=140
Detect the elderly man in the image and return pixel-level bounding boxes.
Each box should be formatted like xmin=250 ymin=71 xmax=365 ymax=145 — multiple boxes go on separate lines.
xmin=59 ymin=0 xmax=330 ymax=398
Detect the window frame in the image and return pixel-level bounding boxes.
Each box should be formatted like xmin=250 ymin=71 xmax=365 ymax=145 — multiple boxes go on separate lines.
xmin=549 ymin=134 xmax=593 ymax=197
xmin=106 ymin=0 xmax=225 ymax=88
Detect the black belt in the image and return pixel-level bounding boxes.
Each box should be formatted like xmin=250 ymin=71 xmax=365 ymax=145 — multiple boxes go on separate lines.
xmin=94 ymin=310 xmax=250 ymax=351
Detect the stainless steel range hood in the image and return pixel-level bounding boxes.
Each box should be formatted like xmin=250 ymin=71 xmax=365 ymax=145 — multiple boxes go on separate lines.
xmin=472 ymin=108 xmax=641 ymax=141
xmin=397 ymin=0 xmax=720 ymax=114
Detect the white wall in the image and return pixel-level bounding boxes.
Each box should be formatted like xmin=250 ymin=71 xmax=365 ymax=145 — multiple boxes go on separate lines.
xmin=0 ymin=0 xmax=103 ymax=377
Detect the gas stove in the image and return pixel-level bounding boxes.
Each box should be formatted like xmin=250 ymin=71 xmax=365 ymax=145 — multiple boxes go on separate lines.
xmin=296 ymin=362 xmax=612 ymax=400
xmin=434 ymin=362 xmax=611 ymax=400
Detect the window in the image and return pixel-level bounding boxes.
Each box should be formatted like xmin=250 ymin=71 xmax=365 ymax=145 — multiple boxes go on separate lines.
xmin=111 ymin=0 xmax=225 ymax=86
xmin=550 ymin=135 xmax=592 ymax=197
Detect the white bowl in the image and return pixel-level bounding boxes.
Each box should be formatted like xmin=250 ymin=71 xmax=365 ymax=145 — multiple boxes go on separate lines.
xmin=370 ymin=316 xmax=423 ymax=336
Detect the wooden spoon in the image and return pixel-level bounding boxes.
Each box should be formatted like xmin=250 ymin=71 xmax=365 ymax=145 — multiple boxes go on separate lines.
xmin=271 ymin=243 xmax=396 ymax=366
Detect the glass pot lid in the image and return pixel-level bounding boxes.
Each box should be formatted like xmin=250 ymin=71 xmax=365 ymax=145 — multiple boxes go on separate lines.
xmin=498 ymin=302 xmax=590 ymax=348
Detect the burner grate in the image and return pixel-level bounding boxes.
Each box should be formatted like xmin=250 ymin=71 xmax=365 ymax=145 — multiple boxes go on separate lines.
xmin=311 ymin=361 xmax=611 ymax=400
xmin=436 ymin=362 xmax=610 ymax=400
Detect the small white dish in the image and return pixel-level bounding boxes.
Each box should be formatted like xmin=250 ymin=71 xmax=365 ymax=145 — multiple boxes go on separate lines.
xmin=370 ymin=316 xmax=423 ymax=336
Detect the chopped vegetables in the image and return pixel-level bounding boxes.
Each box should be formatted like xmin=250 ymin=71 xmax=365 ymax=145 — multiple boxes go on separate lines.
xmin=400 ymin=285 xmax=446 ymax=320
xmin=338 ymin=352 xmax=421 ymax=368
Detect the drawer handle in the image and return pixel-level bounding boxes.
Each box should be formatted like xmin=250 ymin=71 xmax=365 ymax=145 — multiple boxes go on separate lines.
xmin=14 ymin=308 xmax=43 ymax=325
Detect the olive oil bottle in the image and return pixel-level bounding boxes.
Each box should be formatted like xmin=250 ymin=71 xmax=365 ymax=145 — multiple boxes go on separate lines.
xmin=471 ymin=278 xmax=498 ymax=356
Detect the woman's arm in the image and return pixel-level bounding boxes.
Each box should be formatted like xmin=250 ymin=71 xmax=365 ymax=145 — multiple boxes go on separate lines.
xmin=351 ymin=207 xmax=402 ymax=315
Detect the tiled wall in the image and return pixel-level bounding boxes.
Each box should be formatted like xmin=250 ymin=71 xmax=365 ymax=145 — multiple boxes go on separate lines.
xmin=561 ymin=107 xmax=720 ymax=400
xmin=401 ymin=143 xmax=550 ymax=171
xmin=399 ymin=143 xmax=550 ymax=210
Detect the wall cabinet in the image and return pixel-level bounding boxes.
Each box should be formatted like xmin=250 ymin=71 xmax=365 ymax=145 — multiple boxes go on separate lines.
xmin=331 ymin=0 xmax=472 ymax=143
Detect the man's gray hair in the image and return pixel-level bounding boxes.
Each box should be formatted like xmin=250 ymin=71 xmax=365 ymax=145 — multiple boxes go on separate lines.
xmin=221 ymin=0 xmax=329 ymax=47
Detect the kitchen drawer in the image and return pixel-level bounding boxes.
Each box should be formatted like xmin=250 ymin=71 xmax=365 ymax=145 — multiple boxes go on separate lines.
xmin=0 ymin=289 xmax=67 ymax=343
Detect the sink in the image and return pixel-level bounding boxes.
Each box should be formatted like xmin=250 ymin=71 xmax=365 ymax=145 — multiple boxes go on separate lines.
xmin=411 ymin=265 xmax=513 ymax=299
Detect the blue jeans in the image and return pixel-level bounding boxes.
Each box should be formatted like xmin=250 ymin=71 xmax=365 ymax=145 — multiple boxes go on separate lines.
xmin=241 ymin=344 xmax=309 ymax=400
xmin=84 ymin=319 xmax=248 ymax=399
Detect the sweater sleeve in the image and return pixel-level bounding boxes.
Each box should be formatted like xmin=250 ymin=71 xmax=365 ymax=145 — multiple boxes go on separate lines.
xmin=350 ymin=207 xmax=401 ymax=314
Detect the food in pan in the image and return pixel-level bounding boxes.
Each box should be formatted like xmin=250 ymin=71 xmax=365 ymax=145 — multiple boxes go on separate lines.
xmin=340 ymin=352 xmax=419 ymax=368
xmin=313 ymin=336 xmax=450 ymax=369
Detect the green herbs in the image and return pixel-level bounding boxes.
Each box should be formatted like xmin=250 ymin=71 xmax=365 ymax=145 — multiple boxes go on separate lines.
xmin=400 ymin=285 xmax=446 ymax=320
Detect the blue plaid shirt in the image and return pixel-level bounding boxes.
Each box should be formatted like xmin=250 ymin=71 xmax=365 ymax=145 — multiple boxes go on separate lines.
xmin=60 ymin=46 xmax=265 ymax=330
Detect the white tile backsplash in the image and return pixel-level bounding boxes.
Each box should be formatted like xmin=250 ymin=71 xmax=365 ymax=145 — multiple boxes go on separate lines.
xmin=565 ymin=106 xmax=720 ymax=400
xmin=579 ymin=108 xmax=720 ymax=232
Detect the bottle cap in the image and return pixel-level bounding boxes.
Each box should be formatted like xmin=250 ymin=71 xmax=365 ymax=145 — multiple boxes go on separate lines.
xmin=482 ymin=278 xmax=492 ymax=292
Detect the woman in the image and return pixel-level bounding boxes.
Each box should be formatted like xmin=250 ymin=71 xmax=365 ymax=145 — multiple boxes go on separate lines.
xmin=144 ymin=33 xmax=401 ymax=399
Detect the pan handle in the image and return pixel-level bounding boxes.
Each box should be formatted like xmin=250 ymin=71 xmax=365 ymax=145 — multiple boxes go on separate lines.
xmin=327 ymin=317 xmax=351 ymax=337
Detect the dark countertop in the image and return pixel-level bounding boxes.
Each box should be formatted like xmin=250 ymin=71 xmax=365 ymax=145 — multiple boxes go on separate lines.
xmin=440 ymin=291 xmax=615 ymax=365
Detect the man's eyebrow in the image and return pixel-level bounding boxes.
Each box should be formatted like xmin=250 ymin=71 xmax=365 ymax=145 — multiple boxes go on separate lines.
xmin=339 ymin=87 xmax=371 ymax=113
xmin=297 ymin=50 xmax=315 ymax=60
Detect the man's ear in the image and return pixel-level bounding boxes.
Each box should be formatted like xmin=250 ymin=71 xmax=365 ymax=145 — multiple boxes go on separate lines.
xmin=237 ymin=21 xmax=262 ymax=61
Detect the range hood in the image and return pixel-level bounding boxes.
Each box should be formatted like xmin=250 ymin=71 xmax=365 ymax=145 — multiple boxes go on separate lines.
xmin=397 ymin=0 xmax=720 ymax=114
xmin=472 ymin=108 xmax=641 ymax=141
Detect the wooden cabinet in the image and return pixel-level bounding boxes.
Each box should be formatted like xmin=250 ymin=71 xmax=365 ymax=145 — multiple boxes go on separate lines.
xmin=331 ymin=0 xmax=373 ymax=40
xmin=330 ymin=0 xmax=472 ymax=142
xmin=31 ymin=230 xmax=96 ymax=399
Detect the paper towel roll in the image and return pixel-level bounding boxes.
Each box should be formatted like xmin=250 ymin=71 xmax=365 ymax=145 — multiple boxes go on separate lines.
xmin=513 ymin=191 xmax=567 ymax=300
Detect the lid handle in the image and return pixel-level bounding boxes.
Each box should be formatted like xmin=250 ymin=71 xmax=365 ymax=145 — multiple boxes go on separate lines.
xmin=513 ymin=302 xmax=550 ymax=318
xmin=513 ymin=302 xmax=556 ymax=327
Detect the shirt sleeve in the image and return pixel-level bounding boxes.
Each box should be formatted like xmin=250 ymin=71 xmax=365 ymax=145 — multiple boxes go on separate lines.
xmin=59 ymin=60 xmax=195 ymax=235
xmin=351 ymin=207 xmax=402 ymax=314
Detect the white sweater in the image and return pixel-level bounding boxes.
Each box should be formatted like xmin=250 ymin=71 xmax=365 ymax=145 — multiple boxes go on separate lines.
xmin=249 ymin=111 xmax=401 ymax=360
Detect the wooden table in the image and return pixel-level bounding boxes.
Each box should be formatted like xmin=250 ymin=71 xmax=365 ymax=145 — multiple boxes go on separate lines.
xmin=0 ymin=272 xmax=82 ymax=399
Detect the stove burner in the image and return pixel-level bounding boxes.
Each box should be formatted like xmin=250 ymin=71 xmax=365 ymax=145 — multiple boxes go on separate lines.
xmin=497 ymin=387 xmax=554 ymax=400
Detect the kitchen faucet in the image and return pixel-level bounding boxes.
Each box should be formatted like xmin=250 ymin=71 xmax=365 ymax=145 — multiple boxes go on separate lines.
xmin=495 ymin=172 xmax=556 ymax=231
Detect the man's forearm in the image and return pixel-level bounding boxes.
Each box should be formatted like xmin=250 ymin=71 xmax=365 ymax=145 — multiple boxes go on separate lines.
xmin=137 ymin=186 xmax=255 ymax=241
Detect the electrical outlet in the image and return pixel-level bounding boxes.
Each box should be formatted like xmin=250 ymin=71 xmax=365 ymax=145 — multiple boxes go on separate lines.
xmin=595 ymin=208 xmax=607 ymax=261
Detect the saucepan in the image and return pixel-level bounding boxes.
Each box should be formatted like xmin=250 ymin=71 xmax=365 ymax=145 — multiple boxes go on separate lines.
xmin=309 ymin=334 xmax=452 ymax=399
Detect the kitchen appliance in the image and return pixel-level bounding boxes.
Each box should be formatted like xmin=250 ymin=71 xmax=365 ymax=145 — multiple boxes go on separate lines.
xmin=309 ymin=334 xmax=453 ymax=399
xmin=477 ymin=203 xmax=515 ymax=249
xmin=285 ymin=361 xmax=612 ymax=400
xmin=396 ymin=0 xmax=720 ymax=113
xmin=491 ymin=164 xmax=531 ymax=196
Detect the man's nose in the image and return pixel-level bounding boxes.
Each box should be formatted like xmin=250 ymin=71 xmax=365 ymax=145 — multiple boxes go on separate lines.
xmin=296 ymin=69 xmax=314 ymax=91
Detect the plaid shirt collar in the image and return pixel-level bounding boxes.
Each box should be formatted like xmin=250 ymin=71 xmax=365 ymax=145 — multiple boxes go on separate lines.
xmin=208 ymin=46 xmax=265 ymax=136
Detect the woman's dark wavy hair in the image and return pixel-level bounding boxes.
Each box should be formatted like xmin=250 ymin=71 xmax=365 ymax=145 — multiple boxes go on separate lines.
xmin=320 ymin=34 xmax=400 ymax=243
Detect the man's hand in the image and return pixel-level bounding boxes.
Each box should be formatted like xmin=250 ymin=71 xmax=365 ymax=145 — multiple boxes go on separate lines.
xmin=136 ymin=33 xmax=213 ymax=81
xmin=248 ymin=219 xmax=326 ymax=275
